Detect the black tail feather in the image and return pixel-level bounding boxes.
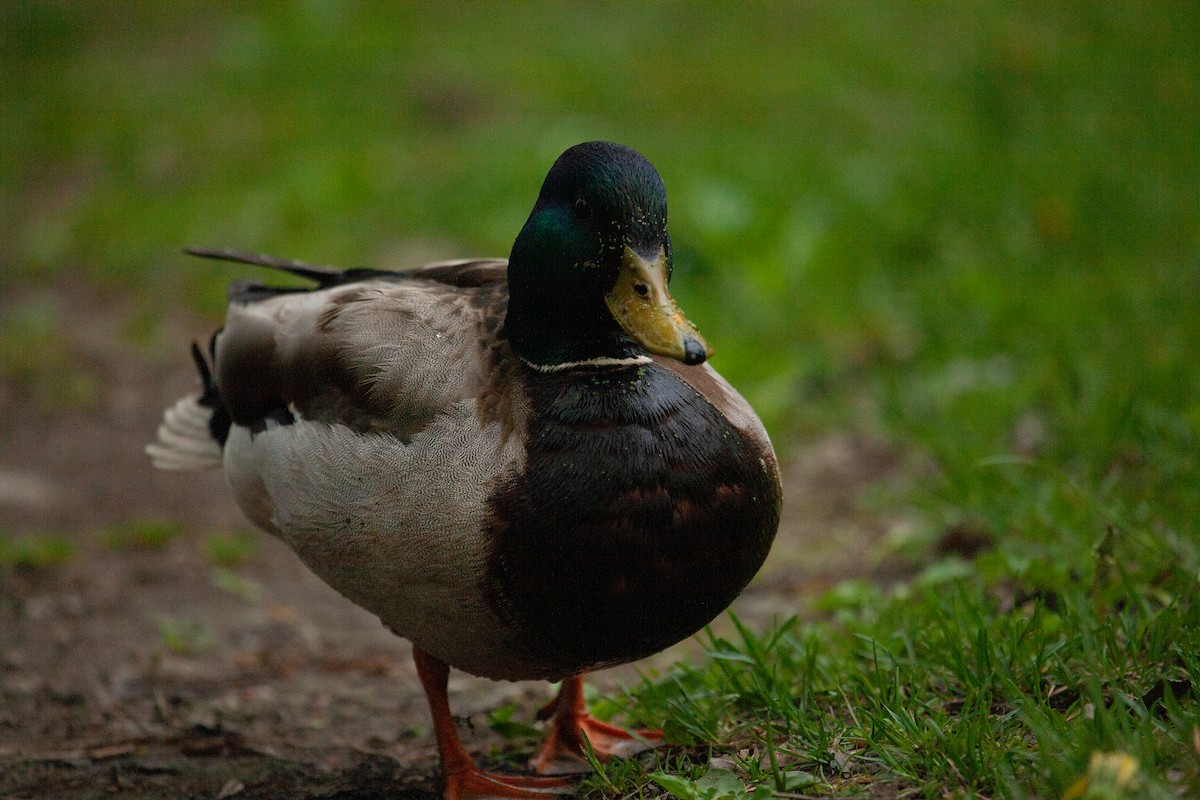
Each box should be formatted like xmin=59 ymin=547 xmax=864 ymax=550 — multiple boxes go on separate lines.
xmin=184 ymin=247 xmax=402 ymax=291
xmin=184 ymin=247 xmax=347 ymax=284
xmin=191 ymin=336 xmax=232 ymax=446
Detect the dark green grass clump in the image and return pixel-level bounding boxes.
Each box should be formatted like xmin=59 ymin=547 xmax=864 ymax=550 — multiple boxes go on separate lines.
xmin=596 ymin=522 xmax=1196 ymax=797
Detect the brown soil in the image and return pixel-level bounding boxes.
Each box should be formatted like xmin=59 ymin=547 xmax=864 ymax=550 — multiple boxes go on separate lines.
xmin=0 ymin=282 xmax=912 ymax=799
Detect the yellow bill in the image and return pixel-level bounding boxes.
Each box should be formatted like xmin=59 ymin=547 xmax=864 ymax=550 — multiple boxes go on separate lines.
xmin=605 ymin=245 xmax=711 ymax=365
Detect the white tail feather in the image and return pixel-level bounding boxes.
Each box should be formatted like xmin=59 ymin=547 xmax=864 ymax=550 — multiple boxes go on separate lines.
xmin=147 ymin=395 xmax=223 ymax=471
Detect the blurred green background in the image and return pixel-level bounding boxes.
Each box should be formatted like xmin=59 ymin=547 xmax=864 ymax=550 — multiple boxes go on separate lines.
xmin=3 ymin=0 xmax=1198 ymax=491
xmin=4 ymin=4 xmax=1200 ymax=795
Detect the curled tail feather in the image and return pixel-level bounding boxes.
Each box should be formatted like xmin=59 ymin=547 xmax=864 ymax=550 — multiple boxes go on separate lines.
xmin=147 ymin=395 xmax=223 ymax=470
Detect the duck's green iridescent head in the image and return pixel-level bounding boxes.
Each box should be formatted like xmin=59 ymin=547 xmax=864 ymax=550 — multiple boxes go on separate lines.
xmin=505 ymin=142 xmax=710 ymax=368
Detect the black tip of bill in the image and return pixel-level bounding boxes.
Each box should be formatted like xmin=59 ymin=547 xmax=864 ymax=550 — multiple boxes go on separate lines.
xmin=682 ymin=337 xmax=709 ymax=366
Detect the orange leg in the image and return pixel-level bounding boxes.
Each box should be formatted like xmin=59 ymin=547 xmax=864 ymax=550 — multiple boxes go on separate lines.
xmin=413 ymin=648 xmax=575 ymax=800
xmin=529 ymin=675 xmax=664 ymax=775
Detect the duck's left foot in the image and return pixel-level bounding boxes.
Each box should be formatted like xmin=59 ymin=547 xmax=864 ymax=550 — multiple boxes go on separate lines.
xmin=445 ymin=765 xmax=577 ymax=800
xmin=531 ymin=714 xmax=664 ymax=775
xmin=530 ymin=676 xmax=664 ymax=775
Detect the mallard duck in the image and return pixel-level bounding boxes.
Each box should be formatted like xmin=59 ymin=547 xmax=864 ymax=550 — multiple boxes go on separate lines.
xmin=149 ymin=141 xmax=781 ymax=800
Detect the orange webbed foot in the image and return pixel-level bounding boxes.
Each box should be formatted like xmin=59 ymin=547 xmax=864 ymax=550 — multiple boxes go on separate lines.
xmin=414 ymin=648 xmax=579 ymax=800
xmin=529 ymin=675 xmax=664 ymax=775
xmin=444 ymin=765 xmax=577 ymax=800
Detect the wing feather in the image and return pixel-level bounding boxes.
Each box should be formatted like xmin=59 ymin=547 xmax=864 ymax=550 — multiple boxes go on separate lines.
xmin=213 ymin=260 xmax=509 ymax=439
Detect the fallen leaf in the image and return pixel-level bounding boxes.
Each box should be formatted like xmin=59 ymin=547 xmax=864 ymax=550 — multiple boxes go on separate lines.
xmin=88 ymin=743 xmax=135 ymax=760
xmin=217 ymin=778 xmax=245 ymax=799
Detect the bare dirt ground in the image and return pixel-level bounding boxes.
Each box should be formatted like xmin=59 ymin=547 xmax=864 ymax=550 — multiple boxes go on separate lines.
xmin=0 ymin=282 xmax=913 ymax=799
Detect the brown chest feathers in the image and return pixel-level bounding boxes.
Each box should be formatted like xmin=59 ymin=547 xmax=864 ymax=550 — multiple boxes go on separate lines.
xmin=484 ymin=362 xmax=781 ymax=676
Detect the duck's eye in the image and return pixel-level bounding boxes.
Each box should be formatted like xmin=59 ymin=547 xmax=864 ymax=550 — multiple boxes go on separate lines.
xmin=633 ymin=282 xmax=650 ymax=298
xmin=574 ymin=197 xmax=591 ymax=219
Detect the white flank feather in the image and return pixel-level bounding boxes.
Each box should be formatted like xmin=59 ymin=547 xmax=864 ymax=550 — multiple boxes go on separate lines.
xmin=146 ymin=394 xmax=223 ymax=471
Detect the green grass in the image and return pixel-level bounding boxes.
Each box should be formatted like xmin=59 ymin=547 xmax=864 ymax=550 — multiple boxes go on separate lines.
xmin=590 ymin=530 xmax=1198 ymax=797
xmin=0 ymin=295 xmax=100 ymax=409
xmin=100 ymin=517 xmax=184 ymax=551
xmin=0 ymin=532 xmax=75 ymax=570
xmin=154 ymin=614 xmax=215 ymax=656
xmin=202 ymin=530 xmax=258 ymax=568
xmin=4 ymin=2 xmax=1198 ymax=797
